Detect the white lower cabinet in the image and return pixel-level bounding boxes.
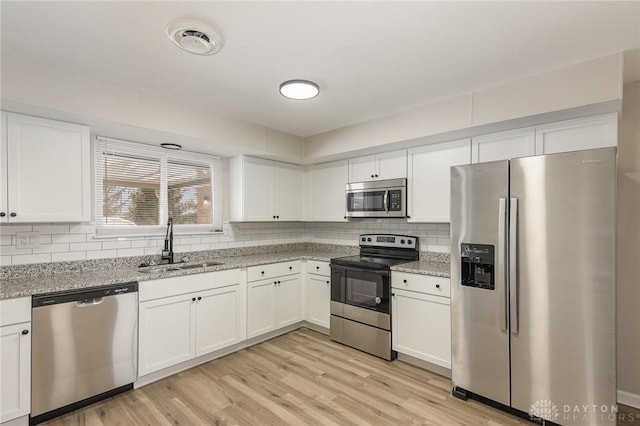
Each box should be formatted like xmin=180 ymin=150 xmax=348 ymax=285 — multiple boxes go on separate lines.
xmin=0 ymin=297 xmax=31 ymax=424
xmin=138 ymin=269 xmax=245 ymax=376
xmin=247 ymin=261 xmax=302 ymax=339
xmin=305 ymin=261 xmax=331 ymax=329
xmin=391 ymin=273 xmax=451 ymax=369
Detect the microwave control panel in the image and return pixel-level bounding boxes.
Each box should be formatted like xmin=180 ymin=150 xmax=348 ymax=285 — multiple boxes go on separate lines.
xmin=389 ymin=190 xmax=402 ymax=211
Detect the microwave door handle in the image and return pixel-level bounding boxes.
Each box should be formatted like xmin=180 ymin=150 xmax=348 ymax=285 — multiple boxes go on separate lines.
xmin=384 ymin=190 xmax=389 ymax=213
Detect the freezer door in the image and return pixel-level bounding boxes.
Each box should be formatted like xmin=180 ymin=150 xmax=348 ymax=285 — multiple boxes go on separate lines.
xmin=451 ymin=160 xmax=510 ymax=406
xmin=510 ymin=148 xmax=616 ymax=425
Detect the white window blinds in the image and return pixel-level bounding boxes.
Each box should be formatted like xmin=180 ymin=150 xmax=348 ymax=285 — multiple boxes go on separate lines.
xmin=95 ymin=137 xmax=222 ymax=234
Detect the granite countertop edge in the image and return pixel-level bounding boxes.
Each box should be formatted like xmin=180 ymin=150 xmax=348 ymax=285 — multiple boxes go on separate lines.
xmin=1 ymin=249 xmax=450 ymax=300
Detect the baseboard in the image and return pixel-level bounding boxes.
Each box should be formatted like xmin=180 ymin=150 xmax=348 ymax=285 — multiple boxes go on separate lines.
xmin=1 ymin=415 xmax=28 ymax=426
xmin=618 ymin=390 xmax=640 ymax=409
xmin=300 ymin=320 xmax=329 ymax=335
xmin=397 ymin=353 xmax=452 ymax=378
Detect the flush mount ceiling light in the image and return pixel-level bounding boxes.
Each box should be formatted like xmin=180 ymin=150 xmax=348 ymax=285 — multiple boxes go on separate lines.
xmin=160 ymin=143 xmax=182 ymax=150
xmin=166 ymin=20 xmax=223 ymax=56
xmin=279 ymin=80 xmax=320 ymax=100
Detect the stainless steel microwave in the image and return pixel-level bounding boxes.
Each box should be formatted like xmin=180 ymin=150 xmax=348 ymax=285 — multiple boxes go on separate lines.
xmin=345 ymin=178 xmax=407 ymax=218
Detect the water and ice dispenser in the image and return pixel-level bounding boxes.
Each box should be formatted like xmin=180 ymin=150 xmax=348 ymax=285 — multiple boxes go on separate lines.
xmin=461 ymin=244 xmax=495 ymax=290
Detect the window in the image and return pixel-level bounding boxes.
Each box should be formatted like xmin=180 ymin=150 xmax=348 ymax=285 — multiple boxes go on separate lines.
xmin=95 ymin=137 xmax=222 ymax=235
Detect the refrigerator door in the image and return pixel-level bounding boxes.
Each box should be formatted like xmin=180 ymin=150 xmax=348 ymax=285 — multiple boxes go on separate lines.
xmin=451 ymin=160 xmax=510 ymax=406
xmin=510 ymin=148 xmax=616 ymax=425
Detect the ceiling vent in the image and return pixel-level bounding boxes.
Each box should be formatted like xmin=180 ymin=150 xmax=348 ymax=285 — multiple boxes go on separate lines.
xmin=166 ymin=20 xmax=223 ymax=56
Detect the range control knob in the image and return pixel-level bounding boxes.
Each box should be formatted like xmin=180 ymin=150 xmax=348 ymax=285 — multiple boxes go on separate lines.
xmin=367 ymin=237 xmax=372 ymax=242
xmin=361 ymin=237 xmax=366 ymax=242
xmin=407 ymin=239 xmax=412 ymax=245
xmin=400 ymin=239 xmax=405 ymax=244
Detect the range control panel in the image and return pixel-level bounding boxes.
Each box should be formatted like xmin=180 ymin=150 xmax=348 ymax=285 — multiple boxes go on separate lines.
xmin=461 ymin=243 xmax=495 ymax=290
xmin=360 ymin=234 xmax=417 ymax=249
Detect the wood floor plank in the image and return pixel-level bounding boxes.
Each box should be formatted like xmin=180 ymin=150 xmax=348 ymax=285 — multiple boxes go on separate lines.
xmin=41 ymin=327 xmax=533 ymax=426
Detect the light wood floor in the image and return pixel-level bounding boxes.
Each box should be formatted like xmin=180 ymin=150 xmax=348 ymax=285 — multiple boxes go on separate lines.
xmin=41 ymin=328 xmax=636 ymax=426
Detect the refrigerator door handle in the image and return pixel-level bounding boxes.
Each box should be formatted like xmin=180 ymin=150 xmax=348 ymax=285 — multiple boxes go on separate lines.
xmin=509 ymin=197 xmax=519 ymax=335
xmin=498 ymin=198 xmax=508 ymax=332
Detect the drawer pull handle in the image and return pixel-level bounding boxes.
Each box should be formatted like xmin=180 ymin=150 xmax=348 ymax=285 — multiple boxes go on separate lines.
xmin=21 ymin=329 xmax=29 ymax=335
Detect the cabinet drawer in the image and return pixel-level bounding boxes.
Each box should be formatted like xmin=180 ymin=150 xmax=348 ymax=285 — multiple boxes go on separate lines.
xmin=0 ymin=297 xmax=31 ymax=326
xmin=247 ymin=261 xmax=300 ymax=282
xmin=307 ymin=260 xmax=330 ymax=276
xmin=140 ymin=269 xmax=241 ymax=302
xmin=392 ymin=272 xmax=450 ymax=297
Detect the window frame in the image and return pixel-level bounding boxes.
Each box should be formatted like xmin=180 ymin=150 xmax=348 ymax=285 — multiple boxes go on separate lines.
xmin=94 ymin=136 xmax=222 ymax=237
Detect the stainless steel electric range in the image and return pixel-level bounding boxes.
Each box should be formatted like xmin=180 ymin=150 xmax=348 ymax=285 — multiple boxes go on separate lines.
xmin=329 ymin=234 xmax=419 ymax=360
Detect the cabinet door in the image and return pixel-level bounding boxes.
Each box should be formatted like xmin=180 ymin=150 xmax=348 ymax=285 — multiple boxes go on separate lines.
xmin=0 ymin=112 xmax=7 ymax=223
xmin=0 ymin=322 xmax=31 ymax=423
xmin=242 ymin=157 xmax=274 ymax=221
xmin=274 ymin=164 xmax=302 ymax=221
xmin=276 ymin=275 xmax=302 ymax=328
xmin=195 ymin=285 xmax=245 ymax=357
xmin=310 ymin=160 xmax=349 ymax=222
xmin=392 ymin=289 xmax=451 ymax=368
xmin=6 ymin=113 xmax=90 ymax=222
xmin=247 ymin=279 xmax=277 ymax=339
xmin=472 ymin=128 xmax=535 ymax=163
xmin=534 ymin=113 xmax=617 ymax=155
xmin=348 ymin=155 xmax=376 ymax=182
xmin=138 ymin=294 xmax=195 ymax=376
xmin=306 ymin=275 xmax=330 ymax=328
xmin=407 ymin=139 xmax=471 ymax=223
xmin=376 ymin=150 xmax=407 ymax=180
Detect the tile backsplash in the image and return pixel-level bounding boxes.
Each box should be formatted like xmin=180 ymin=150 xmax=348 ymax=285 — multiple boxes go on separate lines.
xmin=0 ymin=219 xmax=449 ymax=266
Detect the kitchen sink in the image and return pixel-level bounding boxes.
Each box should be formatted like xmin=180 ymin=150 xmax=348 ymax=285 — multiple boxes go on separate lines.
xmin=139 ymin=261 xmax=223 ymax=274
xmin=179 ymin=261 xmax=223 ymax=270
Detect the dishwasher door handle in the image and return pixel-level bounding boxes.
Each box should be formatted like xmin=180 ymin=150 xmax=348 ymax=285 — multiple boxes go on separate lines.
xmin=76 ymin=297 xmax=105 ymax=307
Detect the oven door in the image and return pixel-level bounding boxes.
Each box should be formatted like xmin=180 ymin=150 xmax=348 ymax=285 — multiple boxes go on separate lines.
xmin=331 ymin=265 xmax=390 ymax=315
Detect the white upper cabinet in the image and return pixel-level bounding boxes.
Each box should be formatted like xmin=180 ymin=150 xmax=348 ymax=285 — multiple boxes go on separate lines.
xmin=348 ymin=150 xmax=407 ymax=182
xmin=1 ymin=112 xmax=90 ymax=223
xmin=230 ymin=156 xmax=302 ymax=221
xmin=534 ymin=113 xmax=617 ymax=155
xmin=309 ymin=160 xmax=349 ymax=222
xmin=407 ymin=139 xmax=471 ymax=223
xmin=472 ymin=128 xmax=535 ymax=163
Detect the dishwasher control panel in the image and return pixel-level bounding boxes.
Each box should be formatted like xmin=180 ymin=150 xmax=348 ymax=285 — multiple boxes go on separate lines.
xmin=32 ymin=282 xmax=138 ymax=307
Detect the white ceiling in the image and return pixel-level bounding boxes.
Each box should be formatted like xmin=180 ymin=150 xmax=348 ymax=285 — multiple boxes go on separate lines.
xmin=1 ymin=1 xmax=639 ymax=138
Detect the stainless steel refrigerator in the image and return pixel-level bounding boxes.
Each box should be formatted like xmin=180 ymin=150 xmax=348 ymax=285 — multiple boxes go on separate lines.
xmin=450 ymin=147 xmax=616 ymax=426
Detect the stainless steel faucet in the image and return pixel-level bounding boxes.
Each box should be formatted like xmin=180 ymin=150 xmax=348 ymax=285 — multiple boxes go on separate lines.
xmin=161 ymin=217 xmax=174 ymax=264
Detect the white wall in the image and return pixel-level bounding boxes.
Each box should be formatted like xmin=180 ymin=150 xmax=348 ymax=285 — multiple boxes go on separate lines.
xmin=0 ymin=55 xmax=304 ymax=162
xmin=304 ymin=53 xmax=623 ymax=162
xmin=616 ymin=81 xmax=640 ymax=402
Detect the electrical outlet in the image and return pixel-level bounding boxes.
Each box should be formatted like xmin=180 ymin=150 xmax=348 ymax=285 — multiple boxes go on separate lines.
xmin=16 ymin=231 xmax=40 ymax=249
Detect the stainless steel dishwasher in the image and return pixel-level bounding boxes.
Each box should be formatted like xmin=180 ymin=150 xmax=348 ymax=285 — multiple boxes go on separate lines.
xmin=31 ymin=282 xmax=138 ymax=425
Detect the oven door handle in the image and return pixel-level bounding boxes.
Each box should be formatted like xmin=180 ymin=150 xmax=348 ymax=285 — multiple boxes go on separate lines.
xmin=384 ymin=190 xmax=389 ymax=213
xmin=330 ymin=265 xmax=389 ymax=276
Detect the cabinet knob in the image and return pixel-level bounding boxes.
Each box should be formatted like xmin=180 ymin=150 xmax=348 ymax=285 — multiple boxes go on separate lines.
xmin=403 ymin=279 xmax=407 ymax=284
xmin=344 ymin=216 xmax=347 ymax=219
xmin=374 ymin=174 xmax=379 ymax=178
xmin=0 ymin=212 xmax=5 ymax=217
xmin=274 ymin=281 xmax=277 ymax=286
xmin=273 ymin=216 xmax=276 ymax=219
xmin=192 ymin=297 xmax=196 ymax=302
xmin=436 ymin=284 xmax=440 ymax=289
xmin=370 ymin=174 xmax=374 ymax=178
xmin=289 ymin=266 xmax=293 ymax=270
xmin=392 ymin=293 xmax=395 ymax=297
xmin=197 ymin=296 xmax=202 ymax=301
xmin=326 ymin=280 xmax=329 ymax=284
xmin=21 ymin=329 xmax=29 ymax=335
xmin=276 ymin=216 xmax=280 ymax=219
xmin=261 ymin=271 xmax=265 ymax=275
xmin=277 ymin=280 xmax=281 ymax=284
xmin=316 ymin=266 xmax=320 ymax=270
xmin=10 ymin=212 xmax=16 ymax=217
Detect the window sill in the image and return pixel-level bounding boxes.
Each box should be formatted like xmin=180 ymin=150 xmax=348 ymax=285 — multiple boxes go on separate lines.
xmin=93 ymin=225 xmax=224 ymax=239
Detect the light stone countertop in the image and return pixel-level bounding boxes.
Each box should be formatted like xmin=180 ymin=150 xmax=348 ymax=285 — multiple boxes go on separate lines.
xmin=0 ymin=248 xmax=355 ymax=300
xmin=1 ymin=245 xmax=451 ymax=299
xmin=390 ymin=259 xmax=451 ymax=278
